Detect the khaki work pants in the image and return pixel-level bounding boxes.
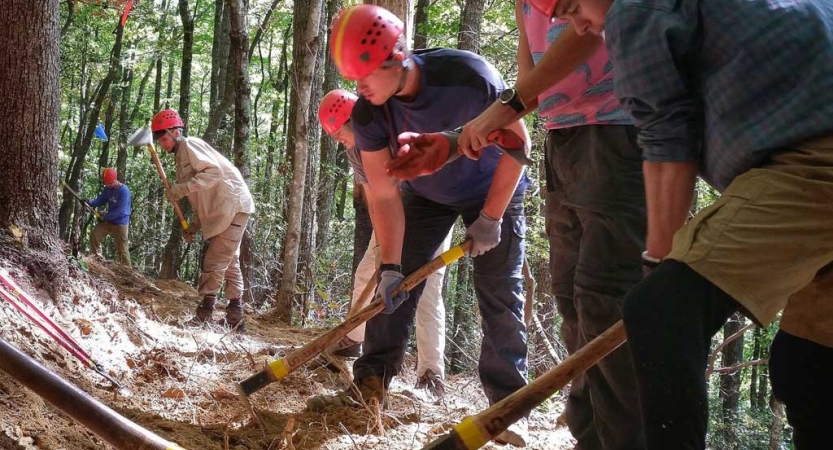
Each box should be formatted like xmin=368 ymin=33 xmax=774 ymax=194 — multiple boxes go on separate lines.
xmin=90 ymin=222 xmax=131 ymax=266
xmin=198 ymin=213 xmax=249 ymax=300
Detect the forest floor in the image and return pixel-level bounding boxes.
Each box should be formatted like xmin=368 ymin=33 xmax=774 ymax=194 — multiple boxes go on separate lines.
xmin=0 ymin=249 xmax=573 ymax=450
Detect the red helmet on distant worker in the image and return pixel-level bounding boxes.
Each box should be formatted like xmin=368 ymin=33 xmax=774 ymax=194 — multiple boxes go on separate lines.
xmin=318 ymin=90 xmax=358 ymax=134
xmin=329 ymin=4 xmax=404 ymax=80
xmin=151 ymin=109 xmax=184 ymax=132
xmin=102 ymin=168 xmax=117 ymax=185
xmin=527 ymin=0 xmax=560 ymax=18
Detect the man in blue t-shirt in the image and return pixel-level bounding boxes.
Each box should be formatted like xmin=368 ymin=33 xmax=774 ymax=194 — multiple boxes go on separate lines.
xmin=87 ymin=167 xmax=132 ymax=265
xmin=308 ymin=4 xmax=531 ymax=446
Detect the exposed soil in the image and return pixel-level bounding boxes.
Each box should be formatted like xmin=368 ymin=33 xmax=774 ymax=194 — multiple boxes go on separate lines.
xmin=0 ymin=249 xmax=573 ymax=449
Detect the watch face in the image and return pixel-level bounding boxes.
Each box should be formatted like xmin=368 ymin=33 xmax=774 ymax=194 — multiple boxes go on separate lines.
xmin=500 ymin=89 xmax=515 ymax=103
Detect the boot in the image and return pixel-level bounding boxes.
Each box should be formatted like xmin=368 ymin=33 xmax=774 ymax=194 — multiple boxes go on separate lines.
xmin=218 ymin=298 xmax=244 ymax=331
xmin=416 ymin=369 xmax=445 ymax=398
xmin=306 ymin=375 xmax=387 ymax=411
xmin=194 ymin=295 xmax=216 ymax=323
xmin=495 ymin=418 xmax=529 ymax=447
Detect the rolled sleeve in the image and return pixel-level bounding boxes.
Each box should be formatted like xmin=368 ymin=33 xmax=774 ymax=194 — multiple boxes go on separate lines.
xmin=605 ymin=0 xmax=702 ymax=163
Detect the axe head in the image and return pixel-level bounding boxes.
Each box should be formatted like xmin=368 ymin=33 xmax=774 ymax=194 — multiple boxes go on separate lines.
xmin=126 ymin=127 xmax=153 ymax=147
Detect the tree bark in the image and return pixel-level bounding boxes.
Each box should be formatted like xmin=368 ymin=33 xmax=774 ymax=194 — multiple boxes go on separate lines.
xmin=274 ymin=0 xmax=324 ymax=323
xmin=227 ymin=0 xmax=255 ymax=304
xmin=412 ymin=0 xmax=430 ymax=50
xmin=457 ymin=0 xmax=484 ymax=53
xmin=0 ymin=0 xmax=61 ymax=250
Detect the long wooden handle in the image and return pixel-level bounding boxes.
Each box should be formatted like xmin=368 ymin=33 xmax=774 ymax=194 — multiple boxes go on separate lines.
xmin=147 ymin=144 xmax=189 ymax=231
xmin=239 ymin=240 xmax=473 ymax=397
xmin=423 ymin=320 xmax=627 ymax=450
xmin=60 ymin=181 xmax=102 ymax=219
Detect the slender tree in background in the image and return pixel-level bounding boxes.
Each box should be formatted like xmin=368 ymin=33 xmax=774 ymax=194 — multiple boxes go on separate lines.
xmin=274 ymin=0 xmax=324 ymax=323
xmin=0 ymin=0 xmax=61 ymax=250
xmin=458 ymin=0 xmax=485 ymax=53
xmin=412 ymin=0 xmax=430 ymax=49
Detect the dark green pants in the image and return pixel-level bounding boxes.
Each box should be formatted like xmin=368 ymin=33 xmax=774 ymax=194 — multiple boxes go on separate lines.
xmin=545 ymin=125 xmax=646 ymax=450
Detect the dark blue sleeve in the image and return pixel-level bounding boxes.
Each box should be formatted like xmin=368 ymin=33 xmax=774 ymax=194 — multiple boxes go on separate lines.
xmin=87 ymin=191 xmax=106 ymax=207
xmin=351 ymin=98 xmax=393 ymax=153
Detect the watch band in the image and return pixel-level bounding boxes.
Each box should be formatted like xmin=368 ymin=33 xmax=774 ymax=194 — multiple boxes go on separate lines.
xmin=501 ymin=88 xmax=525 ymax=113
xmin=379 ymin=263 xmax=403 ymax=273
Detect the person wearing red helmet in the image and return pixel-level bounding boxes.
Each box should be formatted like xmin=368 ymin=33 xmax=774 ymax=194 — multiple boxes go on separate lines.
xmin=317 ymin=89 xmax=452 ymax=397
xmin=314 ymin=5 xmax=532 ymax=445
xmin=151 ymin=108 xmax=255 ymax=331
xmin=87 ymin=167 xmax=132 ymax=266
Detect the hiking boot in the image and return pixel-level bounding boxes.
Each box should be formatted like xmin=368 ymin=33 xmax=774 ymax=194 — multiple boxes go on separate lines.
xmin=416 ymin=369 xmax=445 ymax=398
xmin=327 ymin=336 xmax=362 ymax=358
xmin=194 ymin=295 xmax=216 ymax=323
xmin=306 ymin=375 xmax=387 ymax=412
xmin=495 ymin=418 xmax=529 ymax=447
xmin=218 ymin=299 xmax=244 ymax=331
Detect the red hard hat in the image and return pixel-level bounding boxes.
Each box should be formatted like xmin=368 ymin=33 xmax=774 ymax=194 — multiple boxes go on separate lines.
xmin=527 ymin=0 xmax=560 ymax=18
xmin=329 ymin=5 xmax=404 ymax=80
xmin=151 ymin=109 xmax=184 ymax=132
xmin=319 ymin=89 xmax=358 ymax=134
xmin=102 ymin=168 xmax=117 ymax=184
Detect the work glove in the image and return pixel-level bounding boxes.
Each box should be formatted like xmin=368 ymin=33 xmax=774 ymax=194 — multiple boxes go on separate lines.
xmin=466 ymin=211 xmax=502 ymax=257
xmin=377 ymin=269 xmax=409 ymax=314
xmin=386 ymin=131 xmax=460 ymax=180
xmin=168 ymin=183 xmax=189 ymax=200
xmin=183 ymin=229 xmax=196 ymax=244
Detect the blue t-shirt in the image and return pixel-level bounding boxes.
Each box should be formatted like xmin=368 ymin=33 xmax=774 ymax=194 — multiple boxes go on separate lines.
xmin=352 ymin=48 xmax=529 ymax=208
xmin=88 ymin=184 xmax=132 ymax=225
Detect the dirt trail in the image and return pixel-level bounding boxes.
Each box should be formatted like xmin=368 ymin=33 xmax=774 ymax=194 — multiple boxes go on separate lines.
xmin=0 ymin=255 xmax=573 ymax=449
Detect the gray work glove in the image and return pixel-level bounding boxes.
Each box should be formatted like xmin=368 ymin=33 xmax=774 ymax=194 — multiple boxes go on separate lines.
xmin=377 ymin=269 xmax=409 ymax=314
xmin=466 ymin=211 xmax=503 ymax=257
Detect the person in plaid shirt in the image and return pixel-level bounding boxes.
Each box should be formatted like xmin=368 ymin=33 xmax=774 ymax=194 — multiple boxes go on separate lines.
xmin=530 ymin=0 xmax=833 ymax=448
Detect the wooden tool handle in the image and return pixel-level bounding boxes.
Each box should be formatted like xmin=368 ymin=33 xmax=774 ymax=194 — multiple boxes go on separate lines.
xmin=423 ymin=320 xmax=627 ymax=450
xmin=147 ymin=145 xmax=189 ymax=231
xmin=238 ymin=240 xmax=473 ymax=397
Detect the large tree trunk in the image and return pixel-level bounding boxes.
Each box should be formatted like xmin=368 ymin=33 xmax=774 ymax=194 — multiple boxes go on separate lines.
xmin=0 ymin=0 xmax=61 ymax=251
xmin=227 ymin=0 xmax=255 ymax=304
xmin=719 ymin=313 xmax=745 ymax=450
xmin=274 ymin=0 xmax=324 ymax=323
xmin=457 ymin=0 xmax=485 ymax=53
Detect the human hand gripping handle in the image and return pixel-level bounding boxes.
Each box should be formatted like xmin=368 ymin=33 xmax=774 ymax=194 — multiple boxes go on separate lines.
xmin=386 ymin=131 xmax=459 ymax=180
xmin=466 ymin=211 xmax=502 ymax=257
xmin=377 ymin=268 xmax=410 ymax=314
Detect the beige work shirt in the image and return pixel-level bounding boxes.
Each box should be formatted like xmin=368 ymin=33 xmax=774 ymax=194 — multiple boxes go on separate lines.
xmin=173 ymin=137 xmax=254 ymax=239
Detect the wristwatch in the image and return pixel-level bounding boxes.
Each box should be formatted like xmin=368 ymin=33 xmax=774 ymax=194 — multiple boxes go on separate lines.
xmin=379 ymin=263 xmax=403 ymax=274
xmin=499 ymin=87 xmax=525 ymax=113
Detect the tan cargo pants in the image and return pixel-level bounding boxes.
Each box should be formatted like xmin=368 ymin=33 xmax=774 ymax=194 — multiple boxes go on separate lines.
xmin=90 ymin=222 xmax=131 ymax=266
xmin=198 ymin=213 xmax=249 ymax=300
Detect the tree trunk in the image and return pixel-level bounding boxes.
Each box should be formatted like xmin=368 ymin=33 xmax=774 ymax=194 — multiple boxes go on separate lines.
xmin=274 ymin=0 xmax=324 ymax=323
xmin=315 ymin=0 xmax=342 ymax=249
xmin=227 ymin=0 xmax=255 ymax=304
xmin=719 ymin=312 xmax=745 ymax=450
xmin=0 ymin=0 xmax=61 ymax=251
xmin=412 ymin=0 xmax=430 ymax=50
xmin=457 ymin=0 xmax=485 ymax=53
xmin=768 ymin=397 xmax=785 ymax=450
xmin=447 ymin=257 xmax=474 ymax=374
xmin=749 ymin=327 xmax=762 ymax=411
xmin=159 ymin=1 xmax=198 ymax=279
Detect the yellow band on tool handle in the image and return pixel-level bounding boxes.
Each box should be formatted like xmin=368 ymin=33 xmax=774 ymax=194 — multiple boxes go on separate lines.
xmin=453 ymin=417 xmax=489 ymax=450
xmin=180 ymin=220 xmax=189 ymax=231
xmin=269 ymin=358 xmax=289 ymax=380
xmin=440 ymin=245 xmax=466 ymax=266
xmin=166 ymin=443 xmax=187 ymax=450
